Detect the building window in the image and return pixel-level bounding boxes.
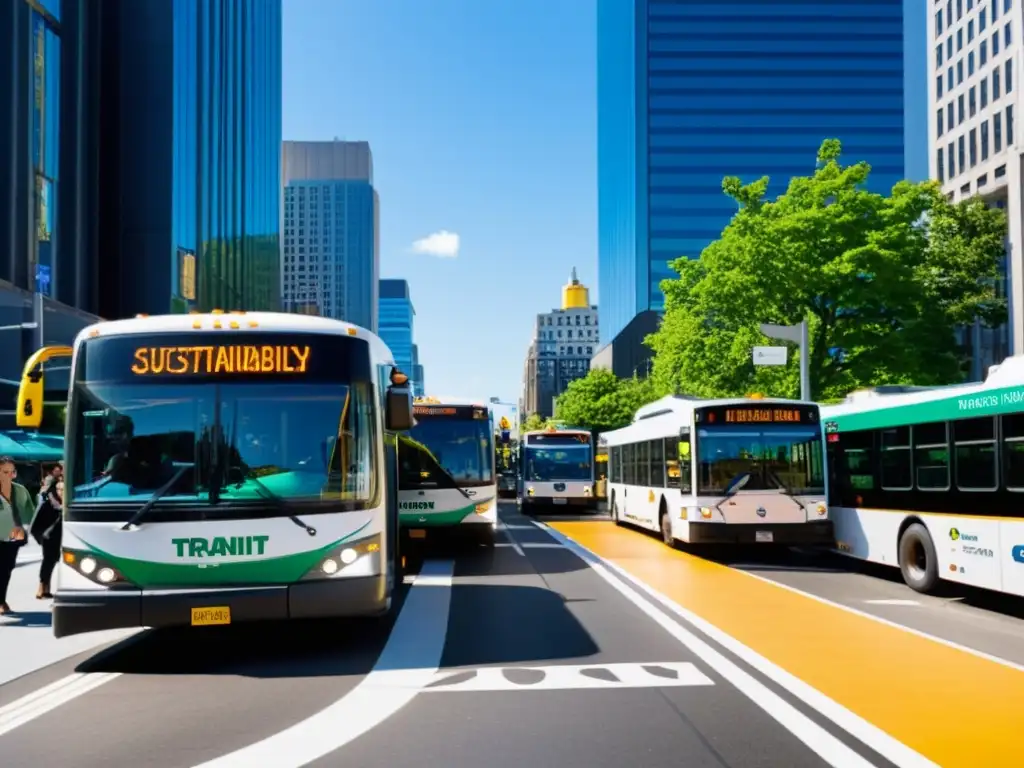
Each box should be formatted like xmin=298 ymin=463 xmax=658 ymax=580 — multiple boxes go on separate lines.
xmin=30 ymin=11 xmax=61 ymax=297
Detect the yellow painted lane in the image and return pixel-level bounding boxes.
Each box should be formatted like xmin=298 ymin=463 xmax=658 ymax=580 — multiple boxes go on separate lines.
xmin=550 ymin=521 xmax=1024 ymax=768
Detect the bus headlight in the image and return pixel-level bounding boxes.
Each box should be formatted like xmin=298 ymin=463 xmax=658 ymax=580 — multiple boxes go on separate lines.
xmin=62 ymin=549 xmax=130 ymax=588
xmin=583 ymin=486 xmax=591 ymax=496
xmin=302 ymin=533 xmax=381 ymax=580
xmin=527 ymin=487 xmax=535 ymax=496
xmin=815 ymin=502 xmax=828 ymax=517
xmin=473 ymin=500 xmax=493 ymax=515
xmin=699 ymin=507 xmax=713 ymax=519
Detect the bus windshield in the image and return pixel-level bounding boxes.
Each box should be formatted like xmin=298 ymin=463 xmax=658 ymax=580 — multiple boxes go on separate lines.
xmin=66 ymin=332 xmax=377 ymax=520
xmin=524 ymin=434 xmax=592 ymax=482
xmin=399 ymin=411 xmax=494 ymax=489
xmin=696 ymin=425 xmax=825 ymax=495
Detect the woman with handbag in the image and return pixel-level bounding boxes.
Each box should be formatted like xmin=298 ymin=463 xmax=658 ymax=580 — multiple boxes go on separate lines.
xmin=0 ymin=456 xmax=36 ymax=615
xmin=31 ymin=462 xmax=63 ymax=599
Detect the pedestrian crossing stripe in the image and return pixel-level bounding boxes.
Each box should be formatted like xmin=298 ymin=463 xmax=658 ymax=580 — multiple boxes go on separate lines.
xmin=417 ymin=662 xmax=714 ymax=692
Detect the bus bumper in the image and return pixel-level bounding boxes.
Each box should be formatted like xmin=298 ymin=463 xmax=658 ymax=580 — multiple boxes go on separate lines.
xmin=51 ymin=576 xmax=389 ymax=639
xmin=688 ymin=520 xmax=834 ymax=546
xmin=522 ymin=496 xmax=598 ymax=511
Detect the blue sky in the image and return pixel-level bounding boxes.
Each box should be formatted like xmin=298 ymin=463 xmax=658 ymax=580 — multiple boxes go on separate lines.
xmin=283 ymin=0 xmax=597 ymax=424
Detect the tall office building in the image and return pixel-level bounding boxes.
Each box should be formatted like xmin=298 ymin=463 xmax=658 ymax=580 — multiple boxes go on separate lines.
xmin=0 ymin=1 xmax=108 ymax=422
xmin=597 ymin=0 xmax=923 ymax=374
xmin=281 ymin=140 xmax=379 ymax=332
xmin=522 ymin=269 xmax=599 ymax=419
xmin=411 ymin=343 xmax=425 ymax=398
xmin=102 ymin=0 xmax=283 ymax=316
xmin=379 ymin=278 xmax=425 ymax=393
xmin=928 ymin=0 xmax=1016 ymax=377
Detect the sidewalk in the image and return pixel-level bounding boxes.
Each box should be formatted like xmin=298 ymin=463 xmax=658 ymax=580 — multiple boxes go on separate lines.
xmin=0 ymin=545 xmax=140 ymax=686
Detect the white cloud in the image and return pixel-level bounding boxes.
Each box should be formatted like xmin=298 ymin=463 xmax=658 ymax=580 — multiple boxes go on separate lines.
xmin=410 ymin=230 xmax=460 ymax=258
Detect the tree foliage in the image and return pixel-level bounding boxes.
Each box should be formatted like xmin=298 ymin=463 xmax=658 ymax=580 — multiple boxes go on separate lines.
xmin=554 ymin=368 xmax=659 ymax=435
xmin=519 ymin=413 xmax=555 ymax=434
xmin=646 ymin=139 xmax=1008 ymax=401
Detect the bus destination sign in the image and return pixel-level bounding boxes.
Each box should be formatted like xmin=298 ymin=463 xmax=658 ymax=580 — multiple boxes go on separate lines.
xmin=132 ymin=345 xmax=311 ymax=376
xmin=699 ymin=404 xmax=818 ymax=425
xmin=413 ymin=405 xmax=488 ymax=420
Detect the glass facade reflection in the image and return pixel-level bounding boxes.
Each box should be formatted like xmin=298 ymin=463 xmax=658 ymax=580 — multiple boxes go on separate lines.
xmin=379 ymin=279 xmax=415 ymax=373
xmin=0 ymin=1 xmax=105 ymax=428
xmin=598 ymin=0 xmax=912 ymax=343
xmin=111 ymin=0 xmax=282 ymax=317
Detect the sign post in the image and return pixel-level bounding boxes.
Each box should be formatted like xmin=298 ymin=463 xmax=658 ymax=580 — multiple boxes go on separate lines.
xmin=759 ymin=319 xmax=810 ymax=401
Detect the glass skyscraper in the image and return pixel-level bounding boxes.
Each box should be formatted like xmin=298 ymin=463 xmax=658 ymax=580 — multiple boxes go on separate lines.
xmin=598 ymin=0 xmax=916 ymax=344
xmin=378 ymin=279 xmax=424 ymax=395
xmin=0 ymin=0 xmax=107 ymax=426
xmin=281 ymin=141 xmax=379 ymax=332
xmin=106 ymin=0 xmax=282 ymax=316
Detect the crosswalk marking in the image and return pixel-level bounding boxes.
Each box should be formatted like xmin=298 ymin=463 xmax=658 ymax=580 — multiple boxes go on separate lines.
xmin=417 ymin=662 xmax=714 ymax=692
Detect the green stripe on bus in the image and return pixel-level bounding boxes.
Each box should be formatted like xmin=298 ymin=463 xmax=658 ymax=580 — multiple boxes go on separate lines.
xmin=76 ymin=521 xmax=371 ymax=588
xmin=398 ymin=498 xmax=490 ymax=527
xmin=826 ymin=385 xmax=1024 ymax=432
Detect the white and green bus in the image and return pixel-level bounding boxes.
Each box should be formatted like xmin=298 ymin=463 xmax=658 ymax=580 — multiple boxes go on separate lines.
xmin=16 ymin=311 xmax=414 ymax=638
xmin=397 ymin=398 xmax=497 ymax=547
xmin=822 ymin=356 xmax=1024 ymax=596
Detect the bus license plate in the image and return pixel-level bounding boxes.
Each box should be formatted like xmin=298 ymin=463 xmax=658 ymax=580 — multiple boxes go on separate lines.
xmin=552 ymin=498 xmax=568 ymax=505
xmin=409 ymin=529 xmax=427 ymax=539
xmin=755 ymin=531 xmax=773 ymax=543
xmin=191 ymin=606 xmax=231 ymax=626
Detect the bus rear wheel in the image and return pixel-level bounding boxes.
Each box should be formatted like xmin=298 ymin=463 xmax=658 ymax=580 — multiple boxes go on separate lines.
xmin=898 ymin=523 xmax=939 ymax=594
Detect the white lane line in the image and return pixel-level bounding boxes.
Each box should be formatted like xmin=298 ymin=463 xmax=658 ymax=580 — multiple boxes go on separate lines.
xmin=193 ymin=559 xmax=455 ymax=768
xmin=496 ymin=521 xmax=524 ymax=556
xmin=863 ymin=599 xmax=922 ymax=607
xmin=0 ymin=672 xmax=121 ymax=738
xmin=735 ymin=565 xmax=1024 ymax=673
xmin=520 ymin=542 xmax=563 ymax=549
xmin=501 ymin=524 xmax=537 ymax=530
xmin=536 ymin=522 xmax=935 ymax=768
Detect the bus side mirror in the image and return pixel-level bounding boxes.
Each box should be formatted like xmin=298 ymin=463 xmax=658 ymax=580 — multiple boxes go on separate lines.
xmin=17 ymin=370 xmax=44 ymax=429
xmin=17 ymin=345 xmax=73 ymax=430
xmin=385 ymin=385 xmax=414 ymax=432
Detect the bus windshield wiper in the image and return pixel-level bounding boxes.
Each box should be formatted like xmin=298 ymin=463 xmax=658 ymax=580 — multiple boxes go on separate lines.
xmin=244 ymin=473 xmax=317 ymax=537
xmin=218 ymin=400 xmax=315 ymax=536
xmin=120 ymin=464 xmax=193 ymax=531
xmin=426 ymin=462 xmax=472 ymax=499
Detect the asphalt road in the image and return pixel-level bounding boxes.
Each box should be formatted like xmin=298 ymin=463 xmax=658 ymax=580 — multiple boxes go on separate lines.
xmin=0 ymin=503 xmax=951 ymax=768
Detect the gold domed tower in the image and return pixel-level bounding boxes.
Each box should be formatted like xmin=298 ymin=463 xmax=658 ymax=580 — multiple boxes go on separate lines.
xmin=561 ymin=267 xmax=590 ymax=310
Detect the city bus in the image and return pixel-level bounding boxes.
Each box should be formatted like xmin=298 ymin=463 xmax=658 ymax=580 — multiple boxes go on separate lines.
xmin=605 ymin=395 xmax=831 ymax=547
xmin=517 ymin=426 xmax=597 ymax=513
xmin=822 ymin=355 xmax=1024 ymax=596
xmin=15 ymin=311 xmax=414 ymax=638
xmin=397 ymin=397 xmax=497 ymax=546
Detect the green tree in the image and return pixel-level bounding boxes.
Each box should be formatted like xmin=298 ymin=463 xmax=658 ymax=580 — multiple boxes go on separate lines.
xmin=647 ymin=139 xmax=1008 ymax=401
xmin=519 ymin=413 xmax=554 ymax=434
xmin=554 ymin=368 xmax=659 ymax=434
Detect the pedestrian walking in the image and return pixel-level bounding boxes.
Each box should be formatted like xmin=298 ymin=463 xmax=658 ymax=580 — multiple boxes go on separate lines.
xmin=31 ymin=461 xmax=63 ymax=599
xmin=0 ymin=456 xmax=36 ymax=615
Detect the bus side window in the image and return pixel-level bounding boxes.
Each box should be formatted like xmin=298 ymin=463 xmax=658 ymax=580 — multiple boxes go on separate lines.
xmin=665 ymin=438 xmax=680 ymax=490
xmin=835 ymin=429 xmax=876 ymax=505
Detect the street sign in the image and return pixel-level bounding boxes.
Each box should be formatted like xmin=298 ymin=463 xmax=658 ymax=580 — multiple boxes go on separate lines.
xmin=35 ymin=264 xmax=51 ymax=292
xmin=753 ymin=346 xmax=788 ymax=366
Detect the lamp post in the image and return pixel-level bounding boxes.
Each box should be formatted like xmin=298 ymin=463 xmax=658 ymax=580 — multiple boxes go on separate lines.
xmin=759 ymin=318 xmax=810 ymax=401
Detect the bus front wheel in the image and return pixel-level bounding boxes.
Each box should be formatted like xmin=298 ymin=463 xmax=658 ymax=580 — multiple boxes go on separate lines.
xmin=898 ymin=523 xmax=939 ymax=594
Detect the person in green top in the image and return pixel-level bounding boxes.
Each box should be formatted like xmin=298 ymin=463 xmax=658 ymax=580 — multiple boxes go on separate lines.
xmin=0 ymin=455 xmax=36 ymax=615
